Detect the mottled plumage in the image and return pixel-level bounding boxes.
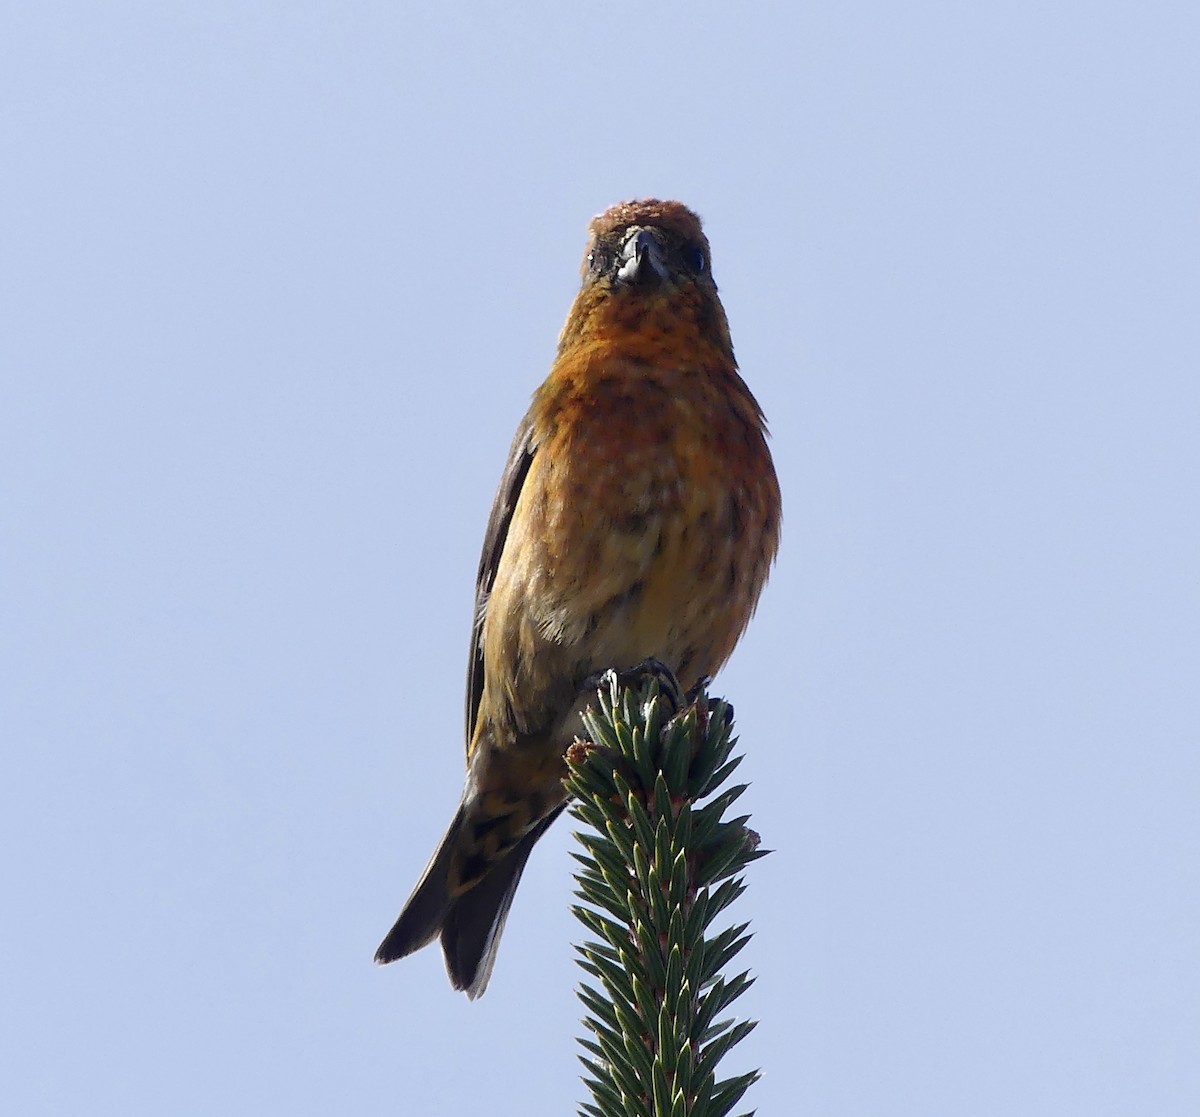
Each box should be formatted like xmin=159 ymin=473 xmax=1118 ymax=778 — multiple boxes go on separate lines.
xmin=375 ymin=199 xmax=780 ymax=997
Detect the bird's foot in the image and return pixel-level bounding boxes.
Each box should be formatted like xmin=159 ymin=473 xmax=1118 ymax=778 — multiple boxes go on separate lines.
xmin=582 ymin=658 xmax=684 ymax=717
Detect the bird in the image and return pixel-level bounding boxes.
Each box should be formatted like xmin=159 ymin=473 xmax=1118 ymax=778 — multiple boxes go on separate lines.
xmin=374 ymin=199 xmax=781 ymax=997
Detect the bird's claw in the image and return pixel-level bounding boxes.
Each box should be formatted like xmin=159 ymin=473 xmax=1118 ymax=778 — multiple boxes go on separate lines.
xmin=583 ymin=657 xmax=684 ymax=716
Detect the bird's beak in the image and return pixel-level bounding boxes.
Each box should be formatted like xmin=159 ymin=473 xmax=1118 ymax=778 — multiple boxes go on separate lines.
xmin=617 ymin=227 xmax=668 ymax=286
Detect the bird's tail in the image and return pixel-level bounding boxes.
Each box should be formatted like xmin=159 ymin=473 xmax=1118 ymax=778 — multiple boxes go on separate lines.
xmin=374 ymin=802 xmax=565 ymax=998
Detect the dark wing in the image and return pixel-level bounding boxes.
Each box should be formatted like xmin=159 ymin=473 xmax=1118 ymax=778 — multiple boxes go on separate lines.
xmin=464 ymin=414 xmax=537 ymax=750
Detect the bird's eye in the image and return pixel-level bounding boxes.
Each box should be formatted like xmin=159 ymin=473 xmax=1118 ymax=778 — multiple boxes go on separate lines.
xmin=587 ymin=247 xmax=609 ymax=274
xmin=688 ymin=246 xmax=707 ymax=273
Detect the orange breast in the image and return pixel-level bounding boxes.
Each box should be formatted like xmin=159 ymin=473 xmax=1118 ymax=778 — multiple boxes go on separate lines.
xmin=503 ymin=349 xmax=779 ymax=690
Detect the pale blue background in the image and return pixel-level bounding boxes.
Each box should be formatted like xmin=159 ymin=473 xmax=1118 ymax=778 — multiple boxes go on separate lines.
xmin=3 ymin=3 xmax=1197 ymax=1114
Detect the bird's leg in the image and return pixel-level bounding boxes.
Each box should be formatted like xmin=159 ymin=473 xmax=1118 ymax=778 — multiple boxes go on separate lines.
xmin=580 ymin=657 xmax=684 ymax=717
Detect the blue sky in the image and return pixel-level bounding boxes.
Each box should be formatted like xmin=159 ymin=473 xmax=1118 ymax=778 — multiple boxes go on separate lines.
xmin=3 ymin=3 xmax=1197 ymax=1114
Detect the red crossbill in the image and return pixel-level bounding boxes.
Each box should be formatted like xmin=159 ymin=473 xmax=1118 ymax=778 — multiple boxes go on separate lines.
xmin=375 ymin=199 xmax=781 ymax=997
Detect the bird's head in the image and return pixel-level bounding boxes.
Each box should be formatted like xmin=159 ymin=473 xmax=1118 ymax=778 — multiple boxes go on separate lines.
xmin=557 ymin=199 xmax=734 ymax=363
